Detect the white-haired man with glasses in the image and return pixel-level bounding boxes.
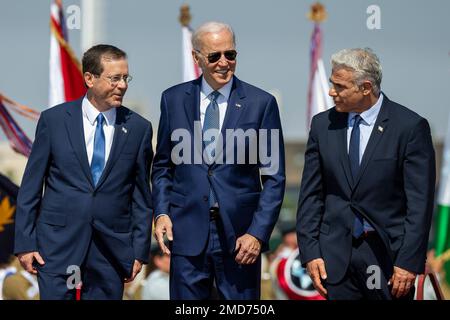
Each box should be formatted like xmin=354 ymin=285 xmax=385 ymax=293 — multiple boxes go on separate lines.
xmin=14 ymin=44 xmax=153 ymax=300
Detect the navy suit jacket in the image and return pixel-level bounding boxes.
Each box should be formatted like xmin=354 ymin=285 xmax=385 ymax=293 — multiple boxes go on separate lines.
xmin=296 ymin=94 xmax=436 ymax=284
xmin=152 ymin=76 xmax=286 ymax=256
xmin=14 ymin=98 xmax=153 ymax=277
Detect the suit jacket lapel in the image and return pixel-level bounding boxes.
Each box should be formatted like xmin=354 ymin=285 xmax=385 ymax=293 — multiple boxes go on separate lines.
xmin=331 ymin=111 xmax=353 ymax=188
xmin=353 ymin=95 xmax=390 ymax=190
xmin=65 ymin=99 xmax=95 ymax=188
xmin=95 ymin=106 xmax=130 ymax=190
xmin=213 ymin=77 xmax=246 ymax=166
xmin=184 ymin=78 xmax=204 ymax=165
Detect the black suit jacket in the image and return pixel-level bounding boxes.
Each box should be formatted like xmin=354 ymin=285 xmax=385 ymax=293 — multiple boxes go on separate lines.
xmin=296 ymin=94 xmax=436 ymax=284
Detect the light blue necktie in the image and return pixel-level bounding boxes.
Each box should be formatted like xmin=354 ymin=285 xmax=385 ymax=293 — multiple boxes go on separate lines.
xmin=91 ymin=113 xmax=105 ymax=186
xmin=203 ymin=91 xmax=220 ymax=207
xmin=349 ymin=115 xmax=365 ymax=238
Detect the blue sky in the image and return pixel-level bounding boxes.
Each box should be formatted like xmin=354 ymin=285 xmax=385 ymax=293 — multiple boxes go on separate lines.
xmin=1 ymin=0 xmax=449 ymax=142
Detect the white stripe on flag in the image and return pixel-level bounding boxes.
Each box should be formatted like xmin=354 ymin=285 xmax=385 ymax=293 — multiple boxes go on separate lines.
xmin=182 ymin=26 xmax=200 ymax=82
xmin=49 ymin=2 xmax=65 ymax=108
xmin=310 ymin=59 xmax=333 ymax=120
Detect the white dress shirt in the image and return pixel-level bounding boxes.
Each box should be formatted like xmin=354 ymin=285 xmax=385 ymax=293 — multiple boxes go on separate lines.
xmin=347 ymin=93 xmax=384 ymax=162
xmin=200 ymin=77 xmax=233 ymax=131
xmin=82 ymin=96 xmax=116 ymax=166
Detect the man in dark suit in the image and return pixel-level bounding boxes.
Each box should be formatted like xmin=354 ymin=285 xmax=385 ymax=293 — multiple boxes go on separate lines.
xmin=14 ymin=45 xmax=153 ymax=299
xmin=296 ymin=48 xmax=435 ymax=300
xmin=152 ymin=21 xmax=285 ymax=299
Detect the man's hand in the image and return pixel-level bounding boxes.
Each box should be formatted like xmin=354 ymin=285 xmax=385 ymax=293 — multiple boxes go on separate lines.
xmin=154 ymin=215 xmax=173 ymax=255
xmin=124 ymin=260 xmax=143 ymax=283
xmin=389 ymin=266 xmax=416 ymax=298
xmin=17 ymin=251 xmax=45 ymax=275
xmin=306 ymin=258 xmax=328 ymax=298
xmin=234 ymin=234 xmax=262 ymax=265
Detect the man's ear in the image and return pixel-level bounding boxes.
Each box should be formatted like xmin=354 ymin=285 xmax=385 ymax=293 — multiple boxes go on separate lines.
xmin=192 ymin=50 xmax=200 ymax=66
xmin=84 ymin=72 xmax=95 ymax=88
xmin=362 ymin=81 xmax=373 ymax=96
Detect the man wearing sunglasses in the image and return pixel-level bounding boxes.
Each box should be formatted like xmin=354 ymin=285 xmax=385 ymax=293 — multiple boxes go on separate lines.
xmin=152 ymin=21 xmax=285 ymax=299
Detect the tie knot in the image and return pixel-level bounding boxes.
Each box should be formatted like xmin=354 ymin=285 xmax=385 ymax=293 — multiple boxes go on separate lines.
xmin=210 ymin=91 xmax=220 ymax=102
xmin=353 ymin=115 xmax=362 ymax=127
xmin=96 ymin=113 xmax=105 ymax=126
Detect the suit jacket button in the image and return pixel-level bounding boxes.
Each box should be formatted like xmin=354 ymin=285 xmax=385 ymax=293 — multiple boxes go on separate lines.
xmin=203 ymin=196 xmax=208 ymax=202
xmin=208 ymin=169 xmax=213 ymax=176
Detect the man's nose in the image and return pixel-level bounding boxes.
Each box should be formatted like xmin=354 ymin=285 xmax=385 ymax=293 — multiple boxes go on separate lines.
xmin=117 ymin=79 xmax=128 ymax=89
xmin=217 ymin=54 xmax=229 ymax=65
xmin=329 ymin=87 xmax=337 ymax=97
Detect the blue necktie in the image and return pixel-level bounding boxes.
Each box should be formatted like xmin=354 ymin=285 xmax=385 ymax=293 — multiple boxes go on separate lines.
xmin=91 ymin=113 xmax=105 ymax=186
xmin=203 ymin=91 xmax=220 ymax=207
xmin=349 ymin=115 xmax=365 ymax=238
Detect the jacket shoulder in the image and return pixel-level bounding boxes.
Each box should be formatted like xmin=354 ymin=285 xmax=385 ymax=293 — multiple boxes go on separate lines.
xmin=119 ymin=106 xmax=152 ymax=128
xmin=385 ymin=98 xmax=426 ymax=124
xmin=238 ymin=79 xmax=275 ymax=101
xmin=162 ymin=80 xmax=194 ymax=96
xmin=40 ymin=99 xmax=82 ymax=119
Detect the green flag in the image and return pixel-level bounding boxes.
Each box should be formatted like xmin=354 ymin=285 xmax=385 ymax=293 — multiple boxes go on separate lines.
xmin=435 ymin=113 xmax=450 ymax=285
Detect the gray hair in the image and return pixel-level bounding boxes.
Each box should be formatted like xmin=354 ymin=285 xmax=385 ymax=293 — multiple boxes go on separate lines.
xmin=331 ymin=48 xmax=382 ymax=96
xmin=191 ymin=21 xmax=236 ymax=51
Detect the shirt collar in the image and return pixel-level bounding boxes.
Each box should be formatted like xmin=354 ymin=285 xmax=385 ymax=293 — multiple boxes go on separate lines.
xmin=82 ymin=95 xmax=116 ymax=126
xmin=349 ymin=93 xmax=384 ymax=126
xmin=201 ymin=77 xmax=233 ymax=101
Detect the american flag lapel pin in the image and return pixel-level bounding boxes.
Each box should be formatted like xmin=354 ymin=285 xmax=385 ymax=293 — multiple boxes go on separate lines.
xmin=378 ymin=126 xmax=384 ymax=133
xmin=122 ymin=127 xmax=128 ymax=134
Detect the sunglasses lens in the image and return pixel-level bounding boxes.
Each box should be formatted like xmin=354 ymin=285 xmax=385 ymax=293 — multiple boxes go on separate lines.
xmin=207 ymin=52 xmax=221 ymax=63
xmin=206 ymin=50 xmax=237 ymax=63
xmin=224 ymin=50 xmax=237 ymax=61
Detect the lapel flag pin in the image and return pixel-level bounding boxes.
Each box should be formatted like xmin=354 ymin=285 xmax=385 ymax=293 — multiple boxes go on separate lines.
xmin=378 ymin=126 xmax=384 ymax=133
xmin=122 ymin=127 xmax=128 ymax=134
xmin=235 ymin=103 xmax=241 ymax=108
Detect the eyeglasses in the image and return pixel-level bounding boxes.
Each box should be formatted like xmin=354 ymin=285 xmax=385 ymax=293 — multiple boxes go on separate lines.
xmin=94 ymin=74 xmax=133 ymax=86
xmin=195 ymin=49 xmax=237 ymax=64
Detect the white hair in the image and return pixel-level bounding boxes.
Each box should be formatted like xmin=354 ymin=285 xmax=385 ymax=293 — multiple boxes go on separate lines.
xmin=331 ymin=48 xmax=382 ymax=96
xmin=191 ymin=21 xmax=236 ymax=51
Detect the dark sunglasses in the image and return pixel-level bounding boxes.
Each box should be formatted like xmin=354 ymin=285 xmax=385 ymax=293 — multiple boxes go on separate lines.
xmin=196 ymin=50 xmax=238 ymax=63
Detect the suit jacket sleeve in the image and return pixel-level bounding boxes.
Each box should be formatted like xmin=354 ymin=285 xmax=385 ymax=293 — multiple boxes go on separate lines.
xmin=151 ymin=93 xmax=174 ymax=216
xmin=394 ymin=118 xmax=436 ymax=273
xmin=14 ymin=112 xmax=51 ymax=254
xmin=296 ymin=115 xmax=324 ymax=265
xmin=131 ymin=122 xmax=154 ymax=263
xmin=246 ymin=95 xmax=286 ymax=245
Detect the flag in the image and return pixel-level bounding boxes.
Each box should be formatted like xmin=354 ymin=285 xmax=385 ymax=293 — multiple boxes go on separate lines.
xmin=0 ymin=174 xmax=18 ymax=264
xmin=306 ymin=4 xmax=333 ymax=129
xmin=0 ymin=96 xmax=34 ymax=157
xmin=179 ymin=5 xmax=201 ymax=82
xmin=434 ymin=111 xmax=450 ymax=286
xmin=49 ymin=0 xmax=85 ymax=107
xmin=182 ymin=26 xmax=201 ymax=82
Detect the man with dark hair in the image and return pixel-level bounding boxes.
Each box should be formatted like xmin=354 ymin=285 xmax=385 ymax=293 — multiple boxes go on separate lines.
xmin=14 ymin=44 xmax=153 ymax=300
xmin=297 ymin=48 xmax=435 ymax=300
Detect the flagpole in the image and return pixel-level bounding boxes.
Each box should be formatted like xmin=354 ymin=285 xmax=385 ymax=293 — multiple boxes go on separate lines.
xmin=179 ymin=4 xmax=201 ymax=82
xmin=81 ymin=0 xmax=106 ymax=53
xmin=306 ymin=2 xmax=333 ymax=130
